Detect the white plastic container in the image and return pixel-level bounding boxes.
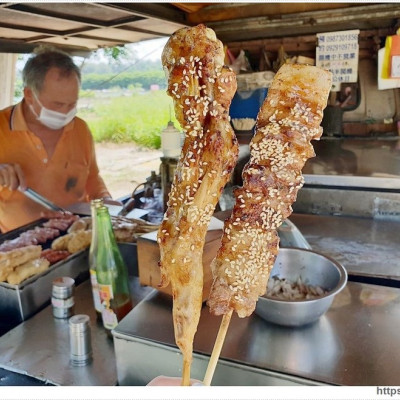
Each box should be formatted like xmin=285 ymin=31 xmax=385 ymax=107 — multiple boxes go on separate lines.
xmin=161 ymin=121 xmax=182 ymax=158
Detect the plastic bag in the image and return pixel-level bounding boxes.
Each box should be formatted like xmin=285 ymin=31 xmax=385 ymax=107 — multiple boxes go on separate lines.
xmin=230 ymin=49 xmax=252 ymax=75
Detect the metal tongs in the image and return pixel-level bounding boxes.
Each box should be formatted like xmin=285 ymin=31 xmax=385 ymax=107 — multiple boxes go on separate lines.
xmin=118 ymin=197 xmax=136 ymax=217
xmin=18 ymin=187 xmax=65 ymax=212
xmin=278 ymin=219 xmax=312 ymax=249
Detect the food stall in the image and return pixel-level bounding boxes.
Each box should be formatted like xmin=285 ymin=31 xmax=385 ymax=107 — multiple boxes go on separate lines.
xmin=0 ymin=209 xmax=399 ymax=386
xmin=1 ymin=2 xmax=400 ymax=388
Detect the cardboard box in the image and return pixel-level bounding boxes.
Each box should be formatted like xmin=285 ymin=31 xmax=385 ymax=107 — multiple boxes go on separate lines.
xmin=137 ymin=229 xmax=223 ymax=301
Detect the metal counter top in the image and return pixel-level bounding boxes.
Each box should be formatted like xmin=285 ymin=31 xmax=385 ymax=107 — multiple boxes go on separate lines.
xmin=289 ymin=213 xmax=400 ymax=281
xmin=0 ymin=278 xmax=153 ymax=386
xmin=114 ymin=281 xmax=400 ymax=386
xmin=1 ymin=212 xmax=399 ymax=386
xmin=213 ymin=211 xmax=400 ymax=282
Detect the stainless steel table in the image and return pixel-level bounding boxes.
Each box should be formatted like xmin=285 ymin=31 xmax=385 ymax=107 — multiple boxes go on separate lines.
xmin=0 ymin=278 xmax=153 ymax=386
xmin=114 ymin=281 xmax=400 ymax=386
xmin=290 ymin=213 xmax=400 ymax=281
xmin=214 ymin=211 xmax=400 ymax=281
xmin=1 ymin=212 xmax=399 ymax=386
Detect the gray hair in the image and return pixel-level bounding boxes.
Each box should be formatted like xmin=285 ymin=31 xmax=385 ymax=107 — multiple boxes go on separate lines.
xmin=22 ymin=47 xmax=81 ymax=93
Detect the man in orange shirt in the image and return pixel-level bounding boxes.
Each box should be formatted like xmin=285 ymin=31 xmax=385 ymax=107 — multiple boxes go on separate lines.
xmin=0 ymin=48 xmax=119 ymax=233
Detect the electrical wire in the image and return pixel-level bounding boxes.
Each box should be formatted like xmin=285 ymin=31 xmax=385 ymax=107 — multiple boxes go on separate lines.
xmin=88 ymin=43 xmax=166 ymax=90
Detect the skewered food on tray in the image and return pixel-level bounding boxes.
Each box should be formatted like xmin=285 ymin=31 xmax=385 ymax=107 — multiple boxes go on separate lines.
xmin=67 ymin=215 xmax=158 ymax=242
xmin=0 ymin=244 xmax=42 ymax=271
xmin=0 ymin=210 xmax=158 ymax=286
xmin=0 ymin=226 xmax=60 ymax=252
xmin=41 ymin=249 xmax=71 ymax=265
xmin=51 ymin=230 xmax=92 ymax=253
xmin=0 ymin=244 xmax=43 ymax=282
xmin=7 ymin=257 xmax=50 ymax=285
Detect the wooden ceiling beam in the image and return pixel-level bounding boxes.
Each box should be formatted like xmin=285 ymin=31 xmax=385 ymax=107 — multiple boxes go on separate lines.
xmin=105 ymin=3 xmax=188 ymax=25
xmin=0 ymin=38 xmax=91 ymax=55
xmin=206 ymin=4 xmax=400 ymax=43
xmin=171 ymin=3 xmax=208 ymax=14
xmin=186 ymin=3 xmax=356 ymax=24
xmin=0 ymin=3 xmax=179 ymax=46
xmin=5 ymin=3 xmax=110 ymax=28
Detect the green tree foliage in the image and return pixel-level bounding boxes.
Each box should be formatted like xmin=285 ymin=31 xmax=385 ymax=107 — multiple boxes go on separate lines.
xmin=14 ymin=79 xmax=23 ymax=99
xmin=81 ymin=59 xmax=162 ymax=74
xmin=102 ymin=46 xmax=129 ymax=61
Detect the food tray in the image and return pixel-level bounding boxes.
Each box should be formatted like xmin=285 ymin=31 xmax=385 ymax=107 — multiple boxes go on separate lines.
xmin=0 ymin=242 xmax=138 ymax=327
xmin=0 ymin=250 xmax=89 ymax=325
xmin=0 ymin=218 xmax=139 ymax=327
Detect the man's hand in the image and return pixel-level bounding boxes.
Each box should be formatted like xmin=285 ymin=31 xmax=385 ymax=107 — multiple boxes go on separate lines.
xmin=0 ymin=163 xmax=26 ymax=191
xmin=147 ymin=376 xmax=204 ymax=386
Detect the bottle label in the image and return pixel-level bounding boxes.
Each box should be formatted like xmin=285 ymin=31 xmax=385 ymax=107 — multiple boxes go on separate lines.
xmin=90 ymin=269 xmax=103 ymax=313
xmin=98 ymin=283 xmax=118 ymax=330
xmin=101 ymin=308 xmax=118 ymax=330
xmin=98 ymin=283 xmax=114 ymax=302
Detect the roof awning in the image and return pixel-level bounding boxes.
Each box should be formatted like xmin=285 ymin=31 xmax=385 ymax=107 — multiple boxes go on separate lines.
xmin=0 ymin=2 xmax=399 ymax=55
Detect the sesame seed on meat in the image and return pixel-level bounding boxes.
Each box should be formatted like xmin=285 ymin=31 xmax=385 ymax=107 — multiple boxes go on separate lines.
xmin=156 ymin=24 xmax=239 ymax=371
xmin=207 ymin=64 xmax=332 ymax=318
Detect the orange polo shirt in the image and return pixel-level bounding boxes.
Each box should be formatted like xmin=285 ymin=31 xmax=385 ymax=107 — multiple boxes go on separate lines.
xmin=0 ymin=102 xmax=110 ymax=233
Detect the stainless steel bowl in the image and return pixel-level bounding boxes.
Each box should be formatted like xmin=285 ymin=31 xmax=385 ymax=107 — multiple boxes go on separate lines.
xmin=255 ymin=248 xmax=347 ymax=327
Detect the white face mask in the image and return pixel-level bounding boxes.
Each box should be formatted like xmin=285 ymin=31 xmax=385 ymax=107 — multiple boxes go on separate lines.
xmin=30 ymin=93 xmax=77 ymax=130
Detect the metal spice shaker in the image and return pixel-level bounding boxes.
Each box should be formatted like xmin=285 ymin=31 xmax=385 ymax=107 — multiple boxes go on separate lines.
xmin=69 ymin=314 xmax=92 ymax=366
xmin=51 ymin=277 xmax=75 ymax=318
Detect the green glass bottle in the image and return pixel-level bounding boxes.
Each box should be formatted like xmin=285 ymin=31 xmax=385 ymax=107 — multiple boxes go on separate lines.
xmin=94 ymin=206 xmax=133 ymax=336
xmin=89 ymin=198 xmax=104 ymax=321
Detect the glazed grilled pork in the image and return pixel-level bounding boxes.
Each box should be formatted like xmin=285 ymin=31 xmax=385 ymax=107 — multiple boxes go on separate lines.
xmin=207 ymin=64 xmax=332 ymax=318
xmin=157 ymin=24 xmax=239 ymax=384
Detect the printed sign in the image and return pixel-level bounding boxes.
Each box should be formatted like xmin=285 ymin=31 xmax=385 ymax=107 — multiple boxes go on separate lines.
xmin=316 ymin=30 xmax=360 ymax=91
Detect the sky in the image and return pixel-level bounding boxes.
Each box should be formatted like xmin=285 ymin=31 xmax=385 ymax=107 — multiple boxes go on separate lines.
xmin=84 ymin=37 xmax=169 ymax=66
xmin=128 ymin=37 xmax=169 ymax=61
xmin=17 ymin=36 xmax=169 ymax=73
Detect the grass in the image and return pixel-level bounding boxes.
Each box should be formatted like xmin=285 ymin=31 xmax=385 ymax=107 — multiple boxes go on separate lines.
xmin=78 ymin=89 xmax=178 ymax=149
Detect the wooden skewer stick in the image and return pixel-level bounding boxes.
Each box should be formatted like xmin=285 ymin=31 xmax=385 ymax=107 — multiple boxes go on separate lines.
xmin=203 ymin=309 xmax=233 ymax=386
xmin=182 ymin=358 xmax=191 ymax=386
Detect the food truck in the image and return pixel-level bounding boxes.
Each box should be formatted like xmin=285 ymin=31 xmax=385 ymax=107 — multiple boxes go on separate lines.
xmin=0 ymin=2 xmax=399 ymax=387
